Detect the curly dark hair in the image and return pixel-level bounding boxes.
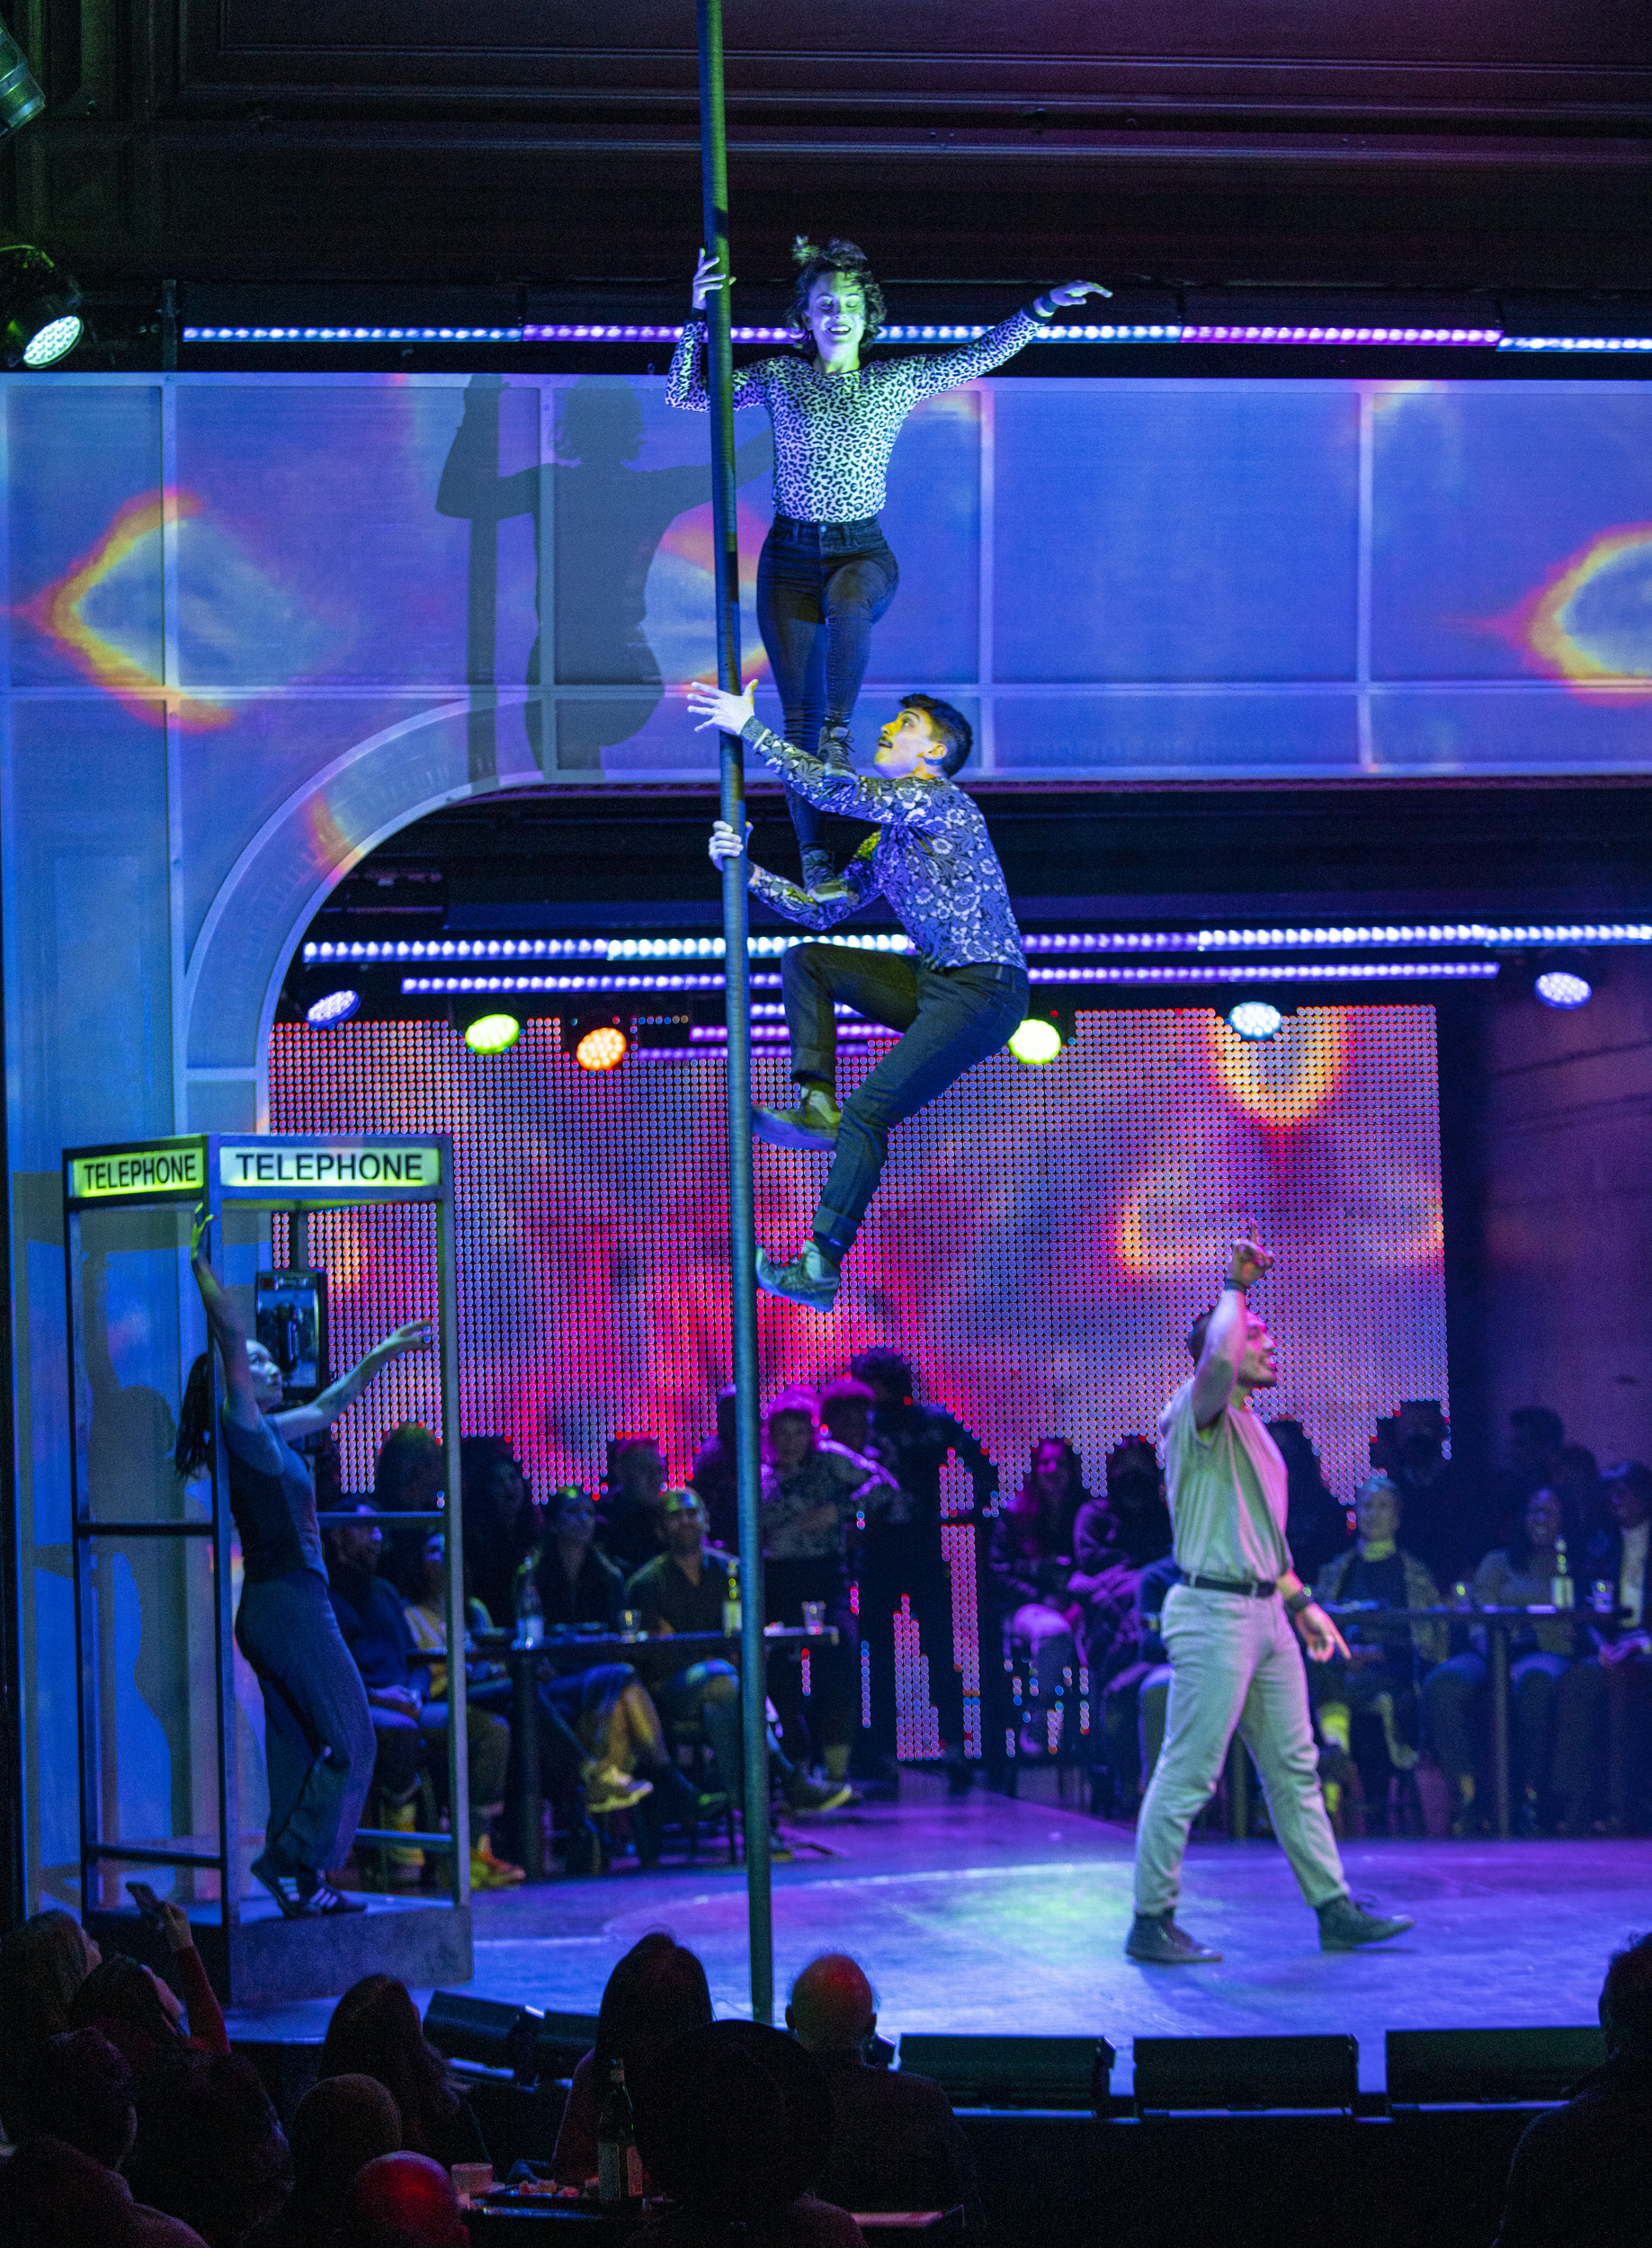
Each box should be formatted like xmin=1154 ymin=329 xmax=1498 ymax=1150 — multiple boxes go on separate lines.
xmin=788 ymin=235 xmax=886 ymax=347
xmin=899 ymin=693 xmax=973 ymax=777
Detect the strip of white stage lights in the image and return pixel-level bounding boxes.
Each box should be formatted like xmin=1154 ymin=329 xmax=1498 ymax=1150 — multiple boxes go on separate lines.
xmin=397 ymin=962 xmax=1500 ymax=998
xmin=305 ymin=915 xmax=1651 ymax=971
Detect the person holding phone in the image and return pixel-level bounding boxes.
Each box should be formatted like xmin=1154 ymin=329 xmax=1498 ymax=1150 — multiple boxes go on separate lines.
xmin=177 ymin=1208 xmax=433 ymax=1917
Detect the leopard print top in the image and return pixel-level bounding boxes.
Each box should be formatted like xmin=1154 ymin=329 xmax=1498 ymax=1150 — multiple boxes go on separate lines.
xmin=742 ymin=718 xmax=1026 ymax=974
xmin=666 ymin=308 xmax=1049 ymax=522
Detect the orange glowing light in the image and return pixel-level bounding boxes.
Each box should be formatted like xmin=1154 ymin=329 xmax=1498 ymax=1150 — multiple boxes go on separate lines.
xmin=576 ymin=1025 xmax=629 ymax=1072
xmin=1207 ymin=1009 xmax=1349 ymax=1127
xmin=22 ymin=489 xmax=235 ymax=729
xmin=1499 ymin=522 xmax=1652 ymax=701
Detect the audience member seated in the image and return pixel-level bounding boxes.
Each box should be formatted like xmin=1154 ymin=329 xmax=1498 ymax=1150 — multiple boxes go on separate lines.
xmin=10 ymin=2027 xmax=138 ymax=2170
xmin=626 ymin=1490 xmax=854 ymax=1820
xmin=550 ymin=1933 xmax=716 ymax=2188
xmin=785 ymin=1953 xmax=985 ymax=2239
xmin=337 ymin=2154 xmax=468 ymax=2248
xmin=1554 ymin=1442 xmax=1605 ymax=1548
xmin=319 ymin=1976 xmax=489 ymax=2172
xmin=0 ymin=1908 xmax=102 ymax=2136
xmin=624 ymin=1486 xmax=744 ymax=1783
xmin=688 ymin=1386 xmax=740 ymax=1551
xmin=817 ymin=1377 xmax=899 ymax=1495
xmin=630 ymin=2020 xmax=861 ymax=2248
xmin=371 ymin=1422 xmax=446 ymax=1601
xmin=459 ymin=1436 xmax=539 ymax=1637
xmin=1096 ymin=1553 xmax=1179 ymax=1810
xmin=68 ymin=1908 xmax=229 ymax=2071
xmin=1475 ymin=1405 xmax=1567 ymax=1564
xmin=1494 ymin=1930 xmax=1652 ymax=2248
xmin=0 ymin=2135 xmax=208 ymax=2248
xmin=1424 ymin=1486 xmax=1581 ymax=1837
xmin=986 ymin=1442 xmax=1082 ymax=1755
xmin=761 ymin=1392 xmax=896 ymax=1790
xmin=1368 ymin=1400 xmax=1470 ymax=1587
xmin=399 ymin=1527 xmax=524 ymax=1887
xmin=1309 ymin=1474 xmax=1444 ymax=1833
xmin=128 ymin=2052 xmax=291 ymax=2248
xmin=1555 ymin=1460 xmax=1652 ymax=1835
xmin=321 ymin=1498 xmax=512 ymax=1889
xmin=1067 ymin=1441 xmax=1171 ymax=1804
xmin=1092 ymin=1437 xmax=1174 ymax=1568
xmin=244 ymin=2074 xmax=402 ymax=2248
xmin=599 ymin=1434 xmax=672 ymax=1577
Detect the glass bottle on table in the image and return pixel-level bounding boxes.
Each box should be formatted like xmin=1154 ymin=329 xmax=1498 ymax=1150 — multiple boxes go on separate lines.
xmin=722 ymin=1555 xmax=742 ymax=1638
xmin=515 ymin=1573 xmax=544 ymax=1648
xmin=597 ymin=2058 xmax=644 ymax=2208
xmin=1551 ymin=1536 xmax=1575 ymax=1610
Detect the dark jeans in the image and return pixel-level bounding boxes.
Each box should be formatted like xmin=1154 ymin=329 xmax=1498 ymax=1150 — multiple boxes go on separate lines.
xmin=1424 ymin=1647 xmax=1574 ymax=1801
xmin=755 ymin=514 xmax=898 ymax=854
xmin=656 ymin=1659 xmax=745 ymax=1792
xmin=783 ymin=944 xmax=1029 ymax=1257
xmin=234 ymin=1570 xmax=376 ymax=1875
xmin=861 ymin=1523 xmax=967 ymax=1758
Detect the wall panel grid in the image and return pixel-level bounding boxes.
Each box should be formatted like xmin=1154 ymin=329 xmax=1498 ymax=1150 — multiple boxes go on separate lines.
xmin=267 ymin=1003 xmax=1447 ymax=1519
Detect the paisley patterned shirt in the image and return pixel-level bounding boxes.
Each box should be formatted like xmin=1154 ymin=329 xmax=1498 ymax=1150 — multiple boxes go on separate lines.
xmin=744 ymin=720 xmax=1026 ymax=973
xmin=666 ymin=309 xmax=1049 ymax=522
xmin=761 ymin=1437 xmax=898 ymax=1562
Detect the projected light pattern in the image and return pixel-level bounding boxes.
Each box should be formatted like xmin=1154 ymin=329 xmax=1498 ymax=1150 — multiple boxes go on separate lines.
xmin=270 ymin=1003 xmax=1446 ymax=1752
xmin=1505 ymin=523 xmax=1652 ymax=698
xmin=22 ymin=491 xmax=235 ymax=728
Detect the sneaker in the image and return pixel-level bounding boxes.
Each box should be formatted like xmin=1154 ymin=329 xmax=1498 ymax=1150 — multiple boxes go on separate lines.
xmin=755 ymin=1244 xmax=841 ymax=1313
xmin=296 ymin=1874 xmax=366 ymax=1916
xmin=1317 ymin=1893 xmax=1414 ymax=1950
xmin=752 ymin=1087 xmax=841 ymax=1152
xmin=470 ymin=1836 xmax=527 ymax=1887
xmin=583 ymin=1763 xmax=655 ymax=1816
xmin=817 ymin=723 xmax=855 ymax=774
xmin=785 ymin=1776 xmax=855 ymax=1813
xmin=251 ymin=1851 xmax=308 ymax=1919
xmin=1125 ymin=1912 xmax=1223 ymax=1966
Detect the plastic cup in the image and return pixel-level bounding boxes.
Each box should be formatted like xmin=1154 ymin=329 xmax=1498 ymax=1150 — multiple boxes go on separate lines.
xmin=451 ymin=2163 xmax=494 ymax=2207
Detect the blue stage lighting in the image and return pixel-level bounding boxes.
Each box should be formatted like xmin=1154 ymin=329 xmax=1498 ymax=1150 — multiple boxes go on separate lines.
xmin=0 ymin=245 xmax=82 ymax=367
xmin=1227 ymin=1000 xmax=1284 ymax=1042
xmin=1535 ymin=968 xmax=1592 ymax=1010
xmin=305 ymin=986 xmax=361 ymax=1026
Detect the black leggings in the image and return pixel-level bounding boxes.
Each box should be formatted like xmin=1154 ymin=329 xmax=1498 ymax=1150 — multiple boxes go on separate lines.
xmin=755 ymin=515 xmax=898 ymax=856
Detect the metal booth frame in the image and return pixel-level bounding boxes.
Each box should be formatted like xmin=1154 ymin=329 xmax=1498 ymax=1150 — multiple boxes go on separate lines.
xmin=63 ymin=1131 xmax=472 ymax=2004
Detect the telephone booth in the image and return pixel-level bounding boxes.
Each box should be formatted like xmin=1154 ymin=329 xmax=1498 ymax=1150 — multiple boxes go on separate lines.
xmin=63 ymin=1132 xmax=473 ymax=2004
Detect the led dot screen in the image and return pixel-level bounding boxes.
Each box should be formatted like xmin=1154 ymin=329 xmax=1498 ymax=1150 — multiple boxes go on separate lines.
xmin=269 ymin=1003 xmax=1447 ymax=1756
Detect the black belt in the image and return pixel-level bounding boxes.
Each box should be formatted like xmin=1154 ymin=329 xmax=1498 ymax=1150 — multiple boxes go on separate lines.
xmin=1185 ymin=1573 xmax=1278 ymax=1599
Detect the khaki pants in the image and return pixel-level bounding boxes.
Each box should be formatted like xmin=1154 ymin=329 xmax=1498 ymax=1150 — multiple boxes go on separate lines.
xmin=1133 ymin=1584 xmax=1347 ymax=1917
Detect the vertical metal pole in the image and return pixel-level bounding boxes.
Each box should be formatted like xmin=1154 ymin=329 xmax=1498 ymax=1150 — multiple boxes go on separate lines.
xmin=697 ymin=0 xmax=771 ymax=2024
xmin=436 ymin=1159 xmax=470 ymax=1909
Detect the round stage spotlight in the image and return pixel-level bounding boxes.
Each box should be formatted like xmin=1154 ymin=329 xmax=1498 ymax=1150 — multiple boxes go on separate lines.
xmin=1535 ymin=968 xmax=1592 ymax=1011
xmin=305 ymin=986 xmax=361 ymax=1027
xmin=464 ymin=1011 xmax=521 ymax=1054
xmin=0 ymin=245 xmax=82 ymax=368
xmin=1008 ymin=1016 xmax=1063 ymax=1066
xmin=576 ymin=1023 xmax=629 ymax=1072
xmin=1227 ymin=1000 xmax=1284 ymax=1042
xmin=0 ymin=32 xmax=45 ymax=142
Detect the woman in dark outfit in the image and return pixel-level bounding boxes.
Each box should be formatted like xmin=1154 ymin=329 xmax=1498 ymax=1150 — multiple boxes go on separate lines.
xmin=669 ymin=236 xmax=1108 ymax=884
xmin=178 ymin=1208 xmax=431 ymax=1916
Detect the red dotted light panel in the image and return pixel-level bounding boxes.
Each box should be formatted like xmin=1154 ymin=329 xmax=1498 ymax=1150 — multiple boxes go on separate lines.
xmin=269 ymin=1004 xmax=1446 ymax=1753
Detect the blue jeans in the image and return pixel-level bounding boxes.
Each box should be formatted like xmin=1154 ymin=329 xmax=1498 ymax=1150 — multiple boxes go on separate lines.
xmin=655 ymin=1660 xmax=745 ymax=1791
xmin=235 ymin=1570 xmax=376 ymax=1876
xmin=755 ymin=515 xmax=898 ymax=855
xmin=783 ymin=944 xmax=1029 ymax=1257
xmin=1424 ymin=1647 xmax=1573 ymax=1796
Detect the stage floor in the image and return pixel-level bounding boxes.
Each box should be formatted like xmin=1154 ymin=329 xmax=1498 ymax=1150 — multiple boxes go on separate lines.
xmin=226 ymin=1772 xmax=1645 ymax=2090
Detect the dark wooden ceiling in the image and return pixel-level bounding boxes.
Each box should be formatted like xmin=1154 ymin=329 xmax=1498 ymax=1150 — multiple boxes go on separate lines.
xmin=6 ymin=0 xmax=1651 ymax=292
